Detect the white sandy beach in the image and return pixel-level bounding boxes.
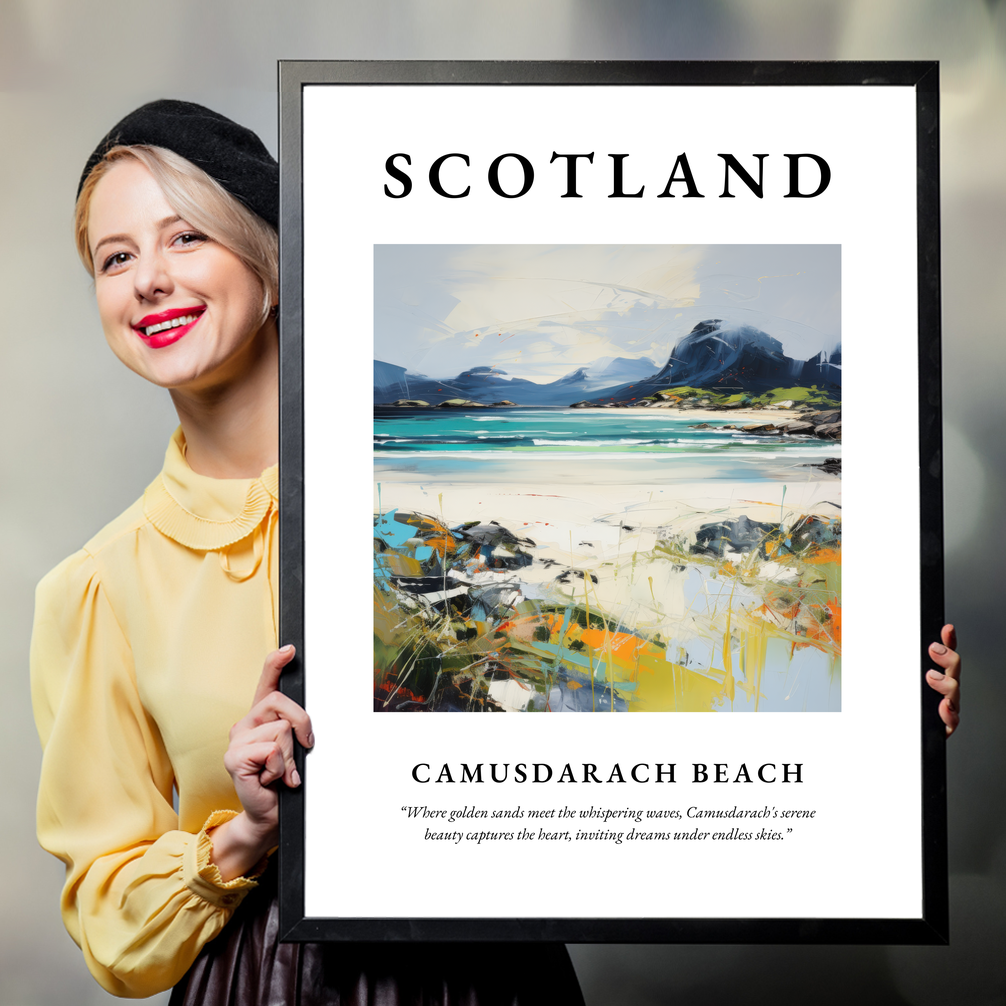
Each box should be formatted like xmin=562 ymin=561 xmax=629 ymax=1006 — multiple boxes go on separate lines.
xmin=377 ymin=478 xmax=838 ymax=564
xmin=571 ymin=406 xmax=807 ymax=423
xmin=376 ymin=478 xmax=840 ymax=619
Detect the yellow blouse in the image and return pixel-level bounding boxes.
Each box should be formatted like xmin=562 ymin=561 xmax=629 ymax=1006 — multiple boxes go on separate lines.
xmin=31 ymin=428 xmax=279 ymax=998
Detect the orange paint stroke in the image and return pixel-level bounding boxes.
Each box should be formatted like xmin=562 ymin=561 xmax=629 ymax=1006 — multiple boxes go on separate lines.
xmin=396 ymin=511 xmax=456 ymax=557
xmin=803 ymin=547 xmax=841 ymax=565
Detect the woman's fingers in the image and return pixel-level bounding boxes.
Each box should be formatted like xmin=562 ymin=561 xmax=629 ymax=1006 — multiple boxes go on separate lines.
xmin=927 ymin=623 xmax=961 ymax=737
xmin=243 ymin=644 xmax=314 ymax=749
xmin=925 ymin=669 xmax=960 ymax=736
xmin=941 ymin=623 xmax=958 ymax=654
xmin=218 ymin=646 xmax=309 ymax=848
xmin=925 ymin=681 xmax=961 ymax=736
xmin=232 ymin=689 xmax=314 ymax=750
xmin=254 ymin=691 xmax=313 ymax=748
xmin=258 ymin=741 xmax=289 ymax=788
xmin=224 ymin=738 xmax=287 ymax=788
xmin=230 ymin=719 xmax=301 ymax=788
xmin=252 ymin=644 xmax=296 ymax=706
xmin=925 ymin=667 xmax=959 ymax=703
xmin=223 ymin=645 xmax=312 ymax=809
xmin=929 ymin=634 xmax=960 ymax=678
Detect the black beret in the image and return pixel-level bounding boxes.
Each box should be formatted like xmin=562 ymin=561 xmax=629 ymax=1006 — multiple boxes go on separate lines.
xmin=78 ymin=99 xmax=278 ymax=228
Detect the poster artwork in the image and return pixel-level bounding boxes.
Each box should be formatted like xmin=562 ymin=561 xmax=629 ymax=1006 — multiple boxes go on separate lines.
xmin=373 ymin=244 xmax=841 ymax=714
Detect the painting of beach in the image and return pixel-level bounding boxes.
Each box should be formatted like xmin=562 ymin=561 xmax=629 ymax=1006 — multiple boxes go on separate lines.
xmin=373 ymin=245 xmax=841 ymax=712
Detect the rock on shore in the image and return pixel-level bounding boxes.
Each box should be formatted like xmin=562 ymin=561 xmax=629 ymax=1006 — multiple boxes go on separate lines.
xmin=714 ymin=410 xmax=841 ymax=441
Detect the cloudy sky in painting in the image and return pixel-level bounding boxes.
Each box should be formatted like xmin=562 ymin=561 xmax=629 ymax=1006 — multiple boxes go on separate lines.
xmin=374 ymin=244 xmax=841 ymax=383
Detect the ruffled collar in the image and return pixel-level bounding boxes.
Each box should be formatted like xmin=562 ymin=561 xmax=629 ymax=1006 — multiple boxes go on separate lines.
xmin=143 ymin=428 xmax=278 ymax=551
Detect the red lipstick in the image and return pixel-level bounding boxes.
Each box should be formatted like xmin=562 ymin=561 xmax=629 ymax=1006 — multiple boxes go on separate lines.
xmin=132 ymin=306 xmax=205 ymax=349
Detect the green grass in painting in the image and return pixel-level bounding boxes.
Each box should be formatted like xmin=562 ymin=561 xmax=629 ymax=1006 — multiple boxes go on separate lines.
xmin=649 ymin=385 xmax=839 ymax=408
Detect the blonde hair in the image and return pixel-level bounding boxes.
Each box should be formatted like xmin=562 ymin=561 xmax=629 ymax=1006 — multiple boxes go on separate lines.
xmin=75 ymin=145 xmax=278 ymax=323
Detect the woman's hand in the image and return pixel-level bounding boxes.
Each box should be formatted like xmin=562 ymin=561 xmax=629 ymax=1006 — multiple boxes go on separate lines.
xmin=926 ymin=624 xmax=961 ymax=738
xmin=209 ymin=645 xmax=314 ymax=881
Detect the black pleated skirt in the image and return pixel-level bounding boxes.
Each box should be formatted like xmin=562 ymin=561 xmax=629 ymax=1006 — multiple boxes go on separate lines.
xmin=169 ymin=869 xmax=585 ymax=1006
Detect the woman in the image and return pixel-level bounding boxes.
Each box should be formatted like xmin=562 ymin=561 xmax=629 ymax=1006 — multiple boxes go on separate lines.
xmin=31 ymin=100 xmax=586 ymax=1003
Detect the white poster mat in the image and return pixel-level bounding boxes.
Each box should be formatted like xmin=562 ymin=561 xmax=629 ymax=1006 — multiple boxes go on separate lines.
xmin=301 ymin=84 xmax=919 ymax=920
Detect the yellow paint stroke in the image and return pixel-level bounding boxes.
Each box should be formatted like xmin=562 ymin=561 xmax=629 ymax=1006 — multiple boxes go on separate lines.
xmin=739 ymin=499 xmax=790 ymax=508
xmin=382 ymin=553 xmax=422 ymax=577
xmin=633 ymin=654 xmax=724 ymax=712
xmin=720 ymin=578 xmax=736 ymax=705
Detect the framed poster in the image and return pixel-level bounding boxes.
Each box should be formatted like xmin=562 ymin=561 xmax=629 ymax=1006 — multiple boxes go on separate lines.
xmin=277 ymin=61 xmax=946 ymax=943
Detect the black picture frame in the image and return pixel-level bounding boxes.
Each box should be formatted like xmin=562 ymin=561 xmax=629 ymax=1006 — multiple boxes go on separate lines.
xmin=277 ymin=60 xmax=945 ymax=944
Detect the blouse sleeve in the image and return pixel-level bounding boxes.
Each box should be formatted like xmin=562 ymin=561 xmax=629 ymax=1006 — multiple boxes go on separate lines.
xmin=31 ymin=549 xmax=262 ymax=998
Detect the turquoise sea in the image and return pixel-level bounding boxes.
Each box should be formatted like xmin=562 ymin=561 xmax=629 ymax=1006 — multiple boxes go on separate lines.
xmin=374 ymin=407 xmax=840 ymax=485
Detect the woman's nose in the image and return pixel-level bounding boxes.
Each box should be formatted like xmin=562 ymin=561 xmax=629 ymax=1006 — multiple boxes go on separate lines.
xmin=133 ymin=249 xmax=173 ymax=302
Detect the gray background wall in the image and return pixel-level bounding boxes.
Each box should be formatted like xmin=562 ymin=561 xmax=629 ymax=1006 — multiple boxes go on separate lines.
xmin=1 ymin=2 xmax=1003 ymax=1003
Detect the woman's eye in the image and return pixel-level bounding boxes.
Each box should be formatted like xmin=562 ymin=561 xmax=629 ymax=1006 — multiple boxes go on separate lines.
xmin=173 ymin=231 xmax=208 ymax=248
xmin=101 ymin=251 xmax=132 ymax=273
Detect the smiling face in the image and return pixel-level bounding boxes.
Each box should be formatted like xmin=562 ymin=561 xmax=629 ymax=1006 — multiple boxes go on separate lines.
xmin=87 ymin=158 xmax=273 ymax=393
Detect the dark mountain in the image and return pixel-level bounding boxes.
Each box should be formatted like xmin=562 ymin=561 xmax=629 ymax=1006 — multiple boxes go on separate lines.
xmin=374 ymin=362 xmax=592 ymax=405
xmin=583 ymin=320 xmax=840 ymax=403
xmin=374 ymin=360 xmax=411 ymax=399
xmin=654 ymin=319 xmax=838 ymax=393
xmin=375 ymin=320 xmax=840 ymax=406
xmin=797 ymin=349 xmax=842 ymax=389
